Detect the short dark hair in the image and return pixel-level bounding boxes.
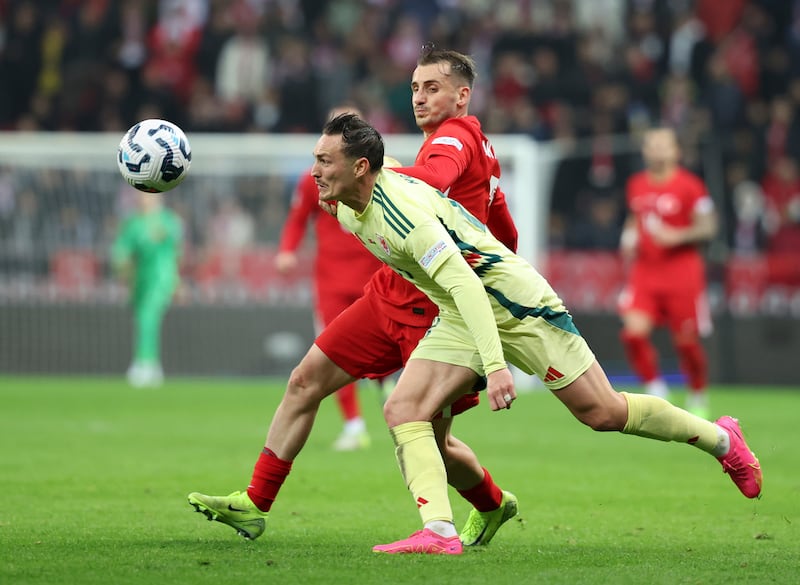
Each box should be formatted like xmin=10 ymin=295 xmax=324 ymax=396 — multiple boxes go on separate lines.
xmin=418 ymin=43 xmax=477 ymax=88
xmin=322 ymin=113 xmax=384 ymax=172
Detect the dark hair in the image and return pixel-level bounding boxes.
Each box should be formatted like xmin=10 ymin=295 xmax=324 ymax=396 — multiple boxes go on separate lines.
xmin=418 ymin=43 xmax=477 ymax=88
xmin=322 ymin=113 xmax=384 ymax=172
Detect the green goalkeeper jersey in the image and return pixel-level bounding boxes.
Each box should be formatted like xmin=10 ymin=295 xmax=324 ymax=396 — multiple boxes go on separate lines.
xmin=111 ymin=207 xmax=182 ymax=293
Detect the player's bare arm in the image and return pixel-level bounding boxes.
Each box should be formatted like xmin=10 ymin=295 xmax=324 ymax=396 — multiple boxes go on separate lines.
xmin=650 ymin=208 xmax=717 ymax=247
xmin=274 ymin=251 xmax=298 ymax=273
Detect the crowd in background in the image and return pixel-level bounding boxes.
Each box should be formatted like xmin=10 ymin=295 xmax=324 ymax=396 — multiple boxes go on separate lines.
xmin=1 ymin=0 xmax=800 ymax=277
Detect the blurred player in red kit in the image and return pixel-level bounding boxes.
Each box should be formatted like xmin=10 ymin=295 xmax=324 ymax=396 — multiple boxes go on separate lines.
xmin=618 ymin=127 xmax=718 ymax=418
xmin=275 ymin=106 xmax=383 ymax=451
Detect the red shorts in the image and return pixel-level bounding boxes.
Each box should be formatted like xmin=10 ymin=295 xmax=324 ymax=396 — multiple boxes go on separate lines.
xmin=618 ymin=278 xmax=712 ymax=337
xmin=315 ymin=290 xmax=363 ymax=329
xmin=315 ymin=292 xmax=480 ymax=417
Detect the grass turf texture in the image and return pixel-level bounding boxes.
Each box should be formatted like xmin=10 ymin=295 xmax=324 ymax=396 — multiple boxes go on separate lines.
xmin=1 ymin=377 xmax=798 ymax=585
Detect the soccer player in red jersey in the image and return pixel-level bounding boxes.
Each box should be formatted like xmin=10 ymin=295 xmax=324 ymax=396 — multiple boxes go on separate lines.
xmin=618 ymin=127 xmax=718 ymax=418
xmin=276 ymin=106 xmax=383 ymax=451
xmin=189 ymin=47 xmax=520 ymax=547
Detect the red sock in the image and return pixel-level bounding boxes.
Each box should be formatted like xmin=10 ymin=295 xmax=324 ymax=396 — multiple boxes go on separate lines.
xmin=675 ymin=340 xmax=707 ymax=391
xmin=620 ymin=331 xmax=659 ymax=382
xmin=457 ymin=467 xmax=503 ymax=512
xmin=247 ymin=448 xmax=292 ymax=512
xmin=336 ymin=382 xmax=360 ymax=421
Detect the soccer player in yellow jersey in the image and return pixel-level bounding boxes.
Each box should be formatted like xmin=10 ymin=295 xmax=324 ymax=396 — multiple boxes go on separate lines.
xmin=314 ymin=113 xmax=762 ymax=554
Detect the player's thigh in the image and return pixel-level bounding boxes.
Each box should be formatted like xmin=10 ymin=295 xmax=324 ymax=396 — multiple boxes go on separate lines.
xmin=315 ymin=295 xmax=408 ymax=379
xmin=289 ymin=343 xmax=356 ymax=400
xmin=501 ymin=311 xmax=596 ymax=391
xmin=618 ymin=281 xmax=658 ymax=334
xmin=410 ymin=314 xmax=484 ymax=375
xmin=406 ymin=315 xmax=488 ymax=419
xmin=134 ymin=285 xmax=175 ymax=318
xmin=550 ymin=360 xmax=628 ymax=430
xmin=663 ymin=286 xmax=712 ymax=340
xmin=386 ymin=358 xmax=478 ymax=424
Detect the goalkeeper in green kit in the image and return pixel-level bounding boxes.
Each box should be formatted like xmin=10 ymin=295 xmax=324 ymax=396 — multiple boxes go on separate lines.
xmin=111 ymin=192 xmax=183 ymax=388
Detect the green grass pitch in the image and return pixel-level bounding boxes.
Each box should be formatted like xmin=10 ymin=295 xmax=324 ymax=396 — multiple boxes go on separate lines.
xmin=1 ymin=377 xmax=798 ymax=585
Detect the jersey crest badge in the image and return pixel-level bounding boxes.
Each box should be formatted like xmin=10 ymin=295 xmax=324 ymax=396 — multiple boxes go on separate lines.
xmin=369 ymin=234 xmax=391 ymax=256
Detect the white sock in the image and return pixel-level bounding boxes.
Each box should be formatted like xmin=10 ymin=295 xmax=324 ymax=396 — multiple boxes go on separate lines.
xmin=424 ymin=520 xmax=457 ymax=538
xmin=645 ymin=379 xmax=669 ymax=399
xmin=711 ymin=424 xmax=731 ymax=457
xmin=344 ymin=417 xmax=365 ymax=435
xmin=686 ymin=392 xmax=708 ymax=409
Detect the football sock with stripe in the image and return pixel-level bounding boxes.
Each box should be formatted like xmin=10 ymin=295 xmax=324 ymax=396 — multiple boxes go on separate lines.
xmin=621 ymin=392 xmax=728 ymax=455
xmin=390 ymin=421 xmax=453 ymax=525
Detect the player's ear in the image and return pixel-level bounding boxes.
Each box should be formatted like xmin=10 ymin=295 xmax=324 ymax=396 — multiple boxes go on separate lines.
xmin=457 ymin=85 xmax=470 ymax=107
xmin=353 ymin=157 xmax=370 ymax=178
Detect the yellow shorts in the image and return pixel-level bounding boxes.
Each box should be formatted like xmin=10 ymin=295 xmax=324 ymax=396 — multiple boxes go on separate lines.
xmin=411 ymin=294 xmax=595 ymax=391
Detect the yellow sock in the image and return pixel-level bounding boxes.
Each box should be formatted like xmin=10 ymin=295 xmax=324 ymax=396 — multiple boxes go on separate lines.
xmin=621 ymin=392 xmax=723 ymax=453
xmin=390 ymin=421 xmax=453 ymax=525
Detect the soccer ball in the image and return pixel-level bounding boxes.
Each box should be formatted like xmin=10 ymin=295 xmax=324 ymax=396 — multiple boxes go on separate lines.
xmin=117 ymin=119 xmax=192 ymax=193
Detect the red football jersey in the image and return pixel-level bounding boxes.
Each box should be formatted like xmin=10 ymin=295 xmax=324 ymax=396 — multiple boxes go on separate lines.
xmin=625 ymin=167 xmax=712 ymax=283
xmin=364 ymin=116 xmax=516 ymax=326
xmin=278 ymin=171 xmax=382 ymax=298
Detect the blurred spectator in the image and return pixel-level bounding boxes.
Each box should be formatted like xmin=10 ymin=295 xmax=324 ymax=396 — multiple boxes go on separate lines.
xmin=207 ymin=196 xmax=255 ymax=252
xmin=3 ymin=188 xmax=43 ymax=273
xmin=731 ymin=179 xmax=766 ymax=254
xmin=667 ymin=7 xmax=706 ymax=76
xmin=660 ymin=73 xmax=695 ymax=135
xmin=272 ymin=36 xmax=320 ymax=132
xmin=696 ymin=0 xmax=748 ymax=43
xmin=41 ymin=204 xmax=95 ymax=252
xmin=568 ymin=196 xmax=623 ymax=250
xmin=116 ymin=0 xmax=148 ymax=72
xmin=761 ymin=155 xmax=800 ymax=253
xmin=143 ymin=0 xmax=203 ymax=106
xmin=0 ymin=0 xmax=799 ymax=267
xmin=0 ymin=1 xmax=43 ymax=128
xmin=701 ymin=52 xmax=745 ymax=139
xmin=765 ymin=95 xmax=800 ymax=162
xmin=214 ymin=1 xmax=272 ymax=130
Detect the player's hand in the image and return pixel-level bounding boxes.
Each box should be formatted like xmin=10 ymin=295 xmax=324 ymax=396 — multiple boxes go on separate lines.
xmin=319 ymin=200 xmax=338 ymax=217
xmin=486 ymin=367 xmax=516 ymax=411
xmin=275 ymin=251 xmax=298 ymax=274
xmin=649 ymin=223 xmax=685 ymax=247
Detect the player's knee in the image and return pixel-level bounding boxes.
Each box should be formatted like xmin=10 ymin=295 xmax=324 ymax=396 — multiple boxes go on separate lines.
xmin=382 ymin=392 xmax=423 ymax=427
xmin=620 ymin=327 xmax=650 ymax=344
xmin=671 ymin=330 xmax=700 ymax=348
xmin=285 ymin=365 xmax=327 ymax=404
xmin=382 ymin=395 xmax=402 ymax=427
xmin=573 ymin=398 xmax=627 ymax=432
